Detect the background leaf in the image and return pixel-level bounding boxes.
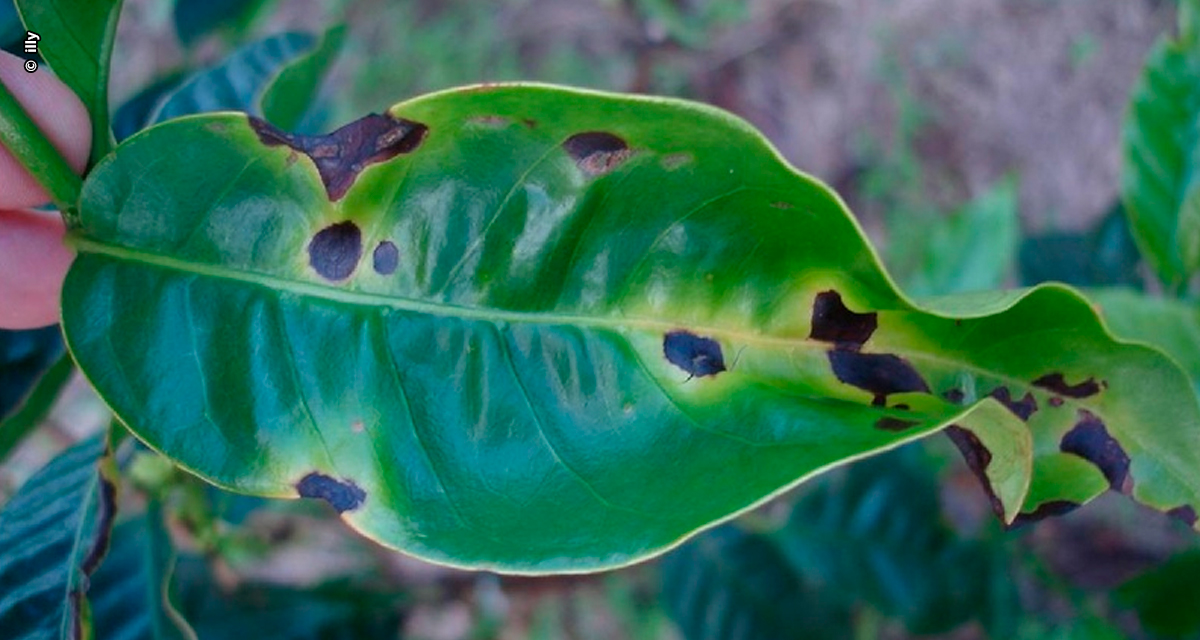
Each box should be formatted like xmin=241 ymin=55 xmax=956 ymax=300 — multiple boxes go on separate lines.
xmin=779 ymin=448 xmax=1019 ymax=636
xmin=0 ymin=326 xmax=64 ymax=418
xmin=15 ymin=0 xmax=123 ymax=164
xmin=0 ymin=435 xmax=116 ymax=640
xmin=1122 ymin=6 xmax=1200 ymax=290
xmin=661 ymin=525 xmax=850 ymax=640
xmin=1116 ymin=548 xmax=1200 ymax=639
xmin=900 ymin=177 xmax=1019 ymax=298
xmin=260 ymin=26 xmax=345 ymax=133
xmin=172 ymin=0 xmax=274 ymax=48
xmin=151 ymin=31 xmax=321 ymax=124
xmin=90 ymin=503 xmax=196 ymax=640
xmin=1020 ymin=203 xmax=1142 ymax=288
xmin=0 ymin=354 xmax=73 ymax=464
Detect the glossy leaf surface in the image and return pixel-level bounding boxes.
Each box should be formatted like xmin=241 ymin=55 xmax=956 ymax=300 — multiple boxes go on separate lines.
xmin=0 ymin=436 xmax=116 ymax=640
xmin=63 ymin=84 xmax=1200 ymax=572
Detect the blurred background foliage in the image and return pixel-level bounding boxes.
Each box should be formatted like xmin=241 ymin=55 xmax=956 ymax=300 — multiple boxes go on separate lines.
xmin=3 ymin=0 xmax=1200 ymax=638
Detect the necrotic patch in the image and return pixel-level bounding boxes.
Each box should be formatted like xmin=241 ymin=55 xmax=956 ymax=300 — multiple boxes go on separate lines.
xmin=1060 ymin=409 xmax=1131 ymax=492
xmin=875 ymin=416 xmax=919 ymax=432
xmin=1168 ymin=505 xmax=1198 ymax=526
xmin=945 ymin=425 xmax=1004 ymax=520
xmin=1010 ymin=500 xmax=1080 ymax=528
xmin=563 ymin=131 xmax=632 ymax=175
xmin=296 ymin=472 xmax=366 ymax=513
xmin=809 ymin=290 xmax=877 ymax=350
xmin=309 ymin=221 xmax=362 ymax=281
xmin=828 ymin=350 xmax=929 ymax=406
xmin=989 ymin=387 xmax=1038 ymax=421
xmin=1032 ymin=372 xmax=1102 ymax=398
xmin=663 ymin=331 xmax=726 ymax=378
xmin=373 ymin=240 xmax=399 ymax=275
xmin=250 ymin=114 xmax=428 ymax=201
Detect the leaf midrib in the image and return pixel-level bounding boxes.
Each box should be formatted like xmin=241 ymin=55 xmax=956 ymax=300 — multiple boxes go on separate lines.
xmin=68 ymin=234 xmax=1111 ymax=416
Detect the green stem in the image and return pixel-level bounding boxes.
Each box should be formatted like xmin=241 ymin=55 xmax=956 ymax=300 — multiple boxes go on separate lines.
xmin=0 ymin=80 xmax=83 ymax=213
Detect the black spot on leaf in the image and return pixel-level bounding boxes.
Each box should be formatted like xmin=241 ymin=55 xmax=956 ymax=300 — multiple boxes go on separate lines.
xmin=875 ymin=416 xmax=919 ymax=431
xmin=1060 ymin=410 xmax=1131 ymax=493
xmin=1033 ymin=373 xmax=1102 ymax=398
xmin=828 ymin=350 xmax=930 ymax=406
xmin=309 ymin=221 xmax=362 ymax=281
xmin=373 ymin=240 xmax=399 ymax=275
xmin=251 ymin=114 xmax=428 ymax=201
xmin=296 ymin=472 xmax=366 ymax=513
xmin=989 ymin=387 xmax=1038 ymax=421
xmin=943 ymin=388 xmax=965 ymax=403
xmin=1049 ymin=396 xmax=1064 ymax=407
xmin=1009 ymin=500 xmax=1080 ymax=529
xmin=563 ymin=131 xmax=632 ymax=175
xmin=1167 ymin=505 xmax=1198 ymax=526
xmin=809 ymin=291 xmax=877 ymax=351
xmin=663 ymin=331 xmax=726 ymax=378
xmin=946 ymin=425 xmax=1004 ymax=520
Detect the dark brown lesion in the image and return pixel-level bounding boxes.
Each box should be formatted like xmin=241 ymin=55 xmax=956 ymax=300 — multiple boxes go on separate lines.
xmin=372 ymin=240 xmax=399 ymax=275
xmin=1167 ymin=505 xmax=1198 ymax=527
xmin=1060 ymin=409 xmax=1132 ymax=493
xmin=875 ymin=416 xmax=920 ymax=431
xmin=988 ymin=387 xmax=1038 ymax=421
xmin=250 ymin=113 xmax=428 ymax=201
xmin=309 ymin=221 xmax=363 ymax=281
xmin=663 ymin=330 xmax=726 ymax=379
xmin=828 ymin=351 xmax=930 ymax=406
xmin=1032 ymin=372 xmax=1103 ymax=398
xmin=809 ymin=290 xmax=877 ymax=351
xmin=1009 ymin=500 xmax=1081 ymax=528
xmin=563 ymin=131 xmax=633 ymax=175
xmin=946 ymin=425 xmax=1006 ymax=520
xmin=296 ymin=472 xmax=367 ymax=513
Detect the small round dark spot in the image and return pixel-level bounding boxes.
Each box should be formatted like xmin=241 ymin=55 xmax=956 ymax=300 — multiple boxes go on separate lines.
xmin=1049 ymin=396 xmax=1064 ymax=407
xmin=373 ymin=240 xmax=399 ymax=275
xmin=943 ymin=389 xmax=965 ymax=404
xmin=296 ymin=472 xmax=366 ymax=513
xmin=309 ymin=221 xmax=362 ymax=281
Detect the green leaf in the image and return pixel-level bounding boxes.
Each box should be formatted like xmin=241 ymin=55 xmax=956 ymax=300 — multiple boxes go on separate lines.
xmin=0 ymin=354 xmax=74 ymax=464
xmin=62 ymin=84 xmax=1200 ymax=572
xmin=1090 ymin=288 xmax=1200 ymax=396
xmin=0 ymin=327 xmax=63 ymax=416
xmin=173 ymin=0 xmax=273 ymax=47
xmin=260 ymin=26 xmax=345 ymax=133
xmin=90 ymin=503 xmax=196 ymax=640
xmin=1116 ymin=549 xmax=1200 ymax=639
xmin=902 ymin=177 xmax=1019 ymax=298
xmin=779 ymin=449 xmax=1020 ymax=636
xmin=0 ymin=435 xmax=117 ymax=640
xmin=171 ymin=558 xmax=402 ymax=639
xmin=15 ymin=0 xmax=123 ymax=165
xmin=0 ymin=0 xmax=22 ymax=49
xmin=151 ymin=32 xmax=320 ymax=124
xmin=1020 ymin=203 xmax=1143 ymax=289
xmin=661 ymin=525 xmax=851 ymax=640
xmin=1122 ymin=12 xmax=1200 ymax=289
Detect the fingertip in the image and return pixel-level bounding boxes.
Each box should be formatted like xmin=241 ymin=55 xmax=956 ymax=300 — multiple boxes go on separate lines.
xmin=0 ymin=50 xmax=92 ymax=209
xmin=0 ymin=209 xmax=73 ymax=329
